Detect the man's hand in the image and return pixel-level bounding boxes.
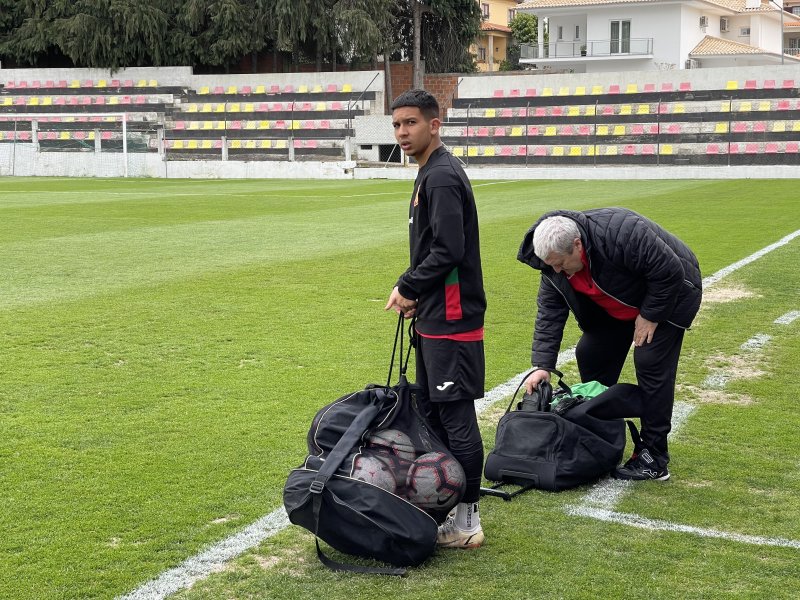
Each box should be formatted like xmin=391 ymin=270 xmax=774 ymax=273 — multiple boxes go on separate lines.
xmin=524 ymin=369 xmax=551 ymax=395
xmin=385 ymin=286 xmax=417 ymax=318
xmin=634 ymin=314 xmax=658 ymax=347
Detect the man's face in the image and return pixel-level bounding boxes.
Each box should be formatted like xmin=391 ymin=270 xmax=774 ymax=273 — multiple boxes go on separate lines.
xmin=544 ymin=238 xmax=584 ymax=276
xmin=392 ymin=106 xmax=439 ymax=159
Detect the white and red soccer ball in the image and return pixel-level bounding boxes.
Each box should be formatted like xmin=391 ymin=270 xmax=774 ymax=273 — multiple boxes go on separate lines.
xmin=365 ymin=429 xmax=416 ymax=461
xmin=350 ymin=454 xmax=397 ymax=493
xmin=405 ymin=451 xmax=465 ymax=511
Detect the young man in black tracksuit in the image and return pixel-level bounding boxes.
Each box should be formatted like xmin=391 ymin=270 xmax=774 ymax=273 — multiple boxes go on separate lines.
xmin=385 ymin=89 xmax=487 ymax=548
xmin=518 ymin=209 xmax=702 ymax=480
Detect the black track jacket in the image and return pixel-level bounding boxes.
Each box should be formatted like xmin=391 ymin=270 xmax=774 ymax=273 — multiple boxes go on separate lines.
xmin=517 ymin=208 xmax=702 ymax=369
xmin=396 ymin=147 xmax=486 ymax=336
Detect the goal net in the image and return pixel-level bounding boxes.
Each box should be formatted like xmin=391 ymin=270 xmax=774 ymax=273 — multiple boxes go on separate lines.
xmin=0 ymin=113 xmax=161 ymax=177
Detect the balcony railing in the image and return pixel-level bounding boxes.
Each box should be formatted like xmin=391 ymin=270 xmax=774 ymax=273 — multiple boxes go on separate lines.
xmin=521 ymin=38 xmax=654 ymax=60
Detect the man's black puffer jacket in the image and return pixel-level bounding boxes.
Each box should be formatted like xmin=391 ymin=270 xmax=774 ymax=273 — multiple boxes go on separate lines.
xmin=517 ymin=208 xmax=702 ymax=370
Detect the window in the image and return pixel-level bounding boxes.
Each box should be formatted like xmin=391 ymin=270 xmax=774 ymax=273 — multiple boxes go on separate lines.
xmin=793 ymin=7 xmax=800 ymax=15
xmin=610 ymin=20 xmax=631 ymax=53
xmin=575 ymin=25 xmax=580 ymax=40
xmin=558 ymin=26 xmax=563 ymax=41
xmin=481 ymin=3 xmax=489 ymax=19
xmin=508 ymin=9 xmax=516 ymax=24
xmin=740 ymin=26 xmax=750 ymax=36
xmin=478 ymin=47 xmax=487 ymax=62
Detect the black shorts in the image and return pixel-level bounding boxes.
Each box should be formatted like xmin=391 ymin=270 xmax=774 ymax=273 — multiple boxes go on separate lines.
xmin=415 ymin=336 xmax=485 ymax=402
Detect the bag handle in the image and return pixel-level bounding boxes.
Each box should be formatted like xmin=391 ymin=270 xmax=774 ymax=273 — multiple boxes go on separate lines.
xmin=504 ymin=367 xmax=571 ymax=414
xmin=309 ymin=391 xmax=408 ymax=576
xmin=387 ymin=313 xmax=415 ymax=387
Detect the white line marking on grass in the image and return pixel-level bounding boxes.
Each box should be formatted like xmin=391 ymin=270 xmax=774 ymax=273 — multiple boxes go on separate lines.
xmin=123 ymin=231 xmax=800 ymax=598
xmin=565 ymin=507 xmax=800 ymax=549
xmin=741 ymin=333 xmax=772 ymax=351
xmin=117 ymin=509 xmax=290 ymax=600
xmin=775 ymin=310 xmax=800 ymax=325
xmin=472 ymin=181 xmax=518 ymax=188
xmin=701 ymin=229 xmax=800 ymax=288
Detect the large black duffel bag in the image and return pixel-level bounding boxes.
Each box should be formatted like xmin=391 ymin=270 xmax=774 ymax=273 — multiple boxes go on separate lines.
xmin=483 ymin=369 xmax=632 ymax=497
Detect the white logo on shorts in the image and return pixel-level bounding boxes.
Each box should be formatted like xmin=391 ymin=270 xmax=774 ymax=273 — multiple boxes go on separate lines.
xmin=436 ymin=381 xmax=455 ymax=391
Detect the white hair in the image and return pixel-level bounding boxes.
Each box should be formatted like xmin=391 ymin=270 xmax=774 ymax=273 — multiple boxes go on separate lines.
xmin=532 ymin=216 xmax=580 ymax=260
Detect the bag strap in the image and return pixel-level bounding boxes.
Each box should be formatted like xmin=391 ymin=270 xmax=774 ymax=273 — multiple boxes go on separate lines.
xmin=309 ymin=391 xmax=408 ymax=576
xmin=505 ymin=367 xmax=569 ymax=413
xmin=387 ymin=313 xmax=415 ymax=387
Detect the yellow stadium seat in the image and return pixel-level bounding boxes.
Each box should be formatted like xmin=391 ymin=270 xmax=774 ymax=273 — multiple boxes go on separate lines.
xmin=316 ymin=102 xmax=326 ymax=111
xmin=637 ymin=104 xmax=649 ymax=115
xmin=97 ymin=79 xmax=107 ymax=87
xmin=108 ymin=96 xmax=119 ymax=105
xmin=215 ymin=121 xmax=225 ymax=130
xmin=28 ymin=97 xmax=39 ymax=106
xmin=228 ymin=103 xmax=240 ymax=112
xmin=552 ymin=146 xmax=564 ymax=156
xmin=0 ymin=98 xmax=10 ymax=105
xmin=793 ymin=122 xmax=800 ymax=132
xmin=201 ymin=140 xmax=212 ymax=149
xmin=715 ymin=123 xmax=729 ymax=133
xmin=720 ymin=101 xmax=731 ymax=112
xmin=59 ymin=131 xmax=70 ymax=140
xmin=485 ymin=109 xmax=496 ymax=118
xmin=739 ymin=102 xmax=752 ymax=112
xmin=87 ymin=132 xmax=95 ymax=140
xmin=226 ymin=86 xmax=237 ymax=94
xmin=584 ymin=106 xmax=596 ymax=116
xmin=215 ymin=104 xmax=225 ymax=113
xmin=773 ymin=122 xmax=786 ymax=132
xmin=574 ymin=86 xmax=586 ymax=96
xmin=541 ymin=87 xmax=553 ymax=96
xmin=468 ymin=147 xmax=478 ymax=156
xmin=626 ymin=84 xmax=638 ymax=93
xmin=291 ymin=120 xmax=301 ymax=130
xmin=597 ymin=125 xmax=609 ymax=135
xmin=544 ymin=126 xmax=557 ymax=136
xmin=591 ymin=85 xmax=604 ymax=95
xmin=41 ymin=96 xmax=52 ymax=106
xmin=199 ymin=86 xmax=210 ymax=95
xmin=245 ymin=121 xmax=256 ymax=129
xmin=726 ymin=80 xmax=738 ymax=90
xmin=758 ymin=101 xmax=771 ymax=111
xmin=187 ymin=140 xmax=198 ymax=149
xmin=201 ymin=103 xmax=212 ymax=112
xmin=298 ymin=85 xmax=308 ymax=93
xmin=673 ymin=103 xmax=685 ymax=114
xmin=569 ymin=146 xmax=582 ymax=156
xmin=453 ymin=147 xmax=464 ymax=156
xmin=558 ymin=87 xmax=570 ymax=96
xmin=620 ymin=105 xmax=632 ymax=115
xmin=613 ymin=125 xmax=626 ymax=135
xmin=259 ymin=121 xmax=270 ymax=129
xmin=586 ymin=146 xmax=595 ymax=156
xmin=276 ymin=140 xmax=287 ymax=149
xmin=244 ymin=103 xmax=254 ymax=112
xmin=231 ymin=140 xmax=242 ymax=149
xmin=342 ymin=84 xmax=352 ymax=92
xmin=483 ymin=147 xmax=495 ymax=156
xmin=660 ymin=145 xmax=673 ymax=155
xmin=312 ymin=85 xmax=322 ymax=93
xmin=568 ymin=106 xmax=580 ymax=117
xmin=148 ymin=80 xmax=157 ymax=87
xmin=605 ymin=146 xmax=618 ymax=156
xmin=202 ymin=121 xmax=212 ymax=130
xmin=173 ymin=140 xmax=184 ymax=149
xmin=255 ymin=85 xmax=266 ymax=94
xmin=70 ymin=80 xmax=80 ymax=88
xmin=245 ymin=140 xmax=256 ymax=149
xmin=510 ymin=127 xmax=523 ymax=137
xmin=137 ymin=80 xmax=147 ymax=88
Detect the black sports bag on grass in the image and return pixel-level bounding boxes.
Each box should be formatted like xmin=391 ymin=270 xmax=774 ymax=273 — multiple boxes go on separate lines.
xmin=483 ymin=369 xmax=630 ymax=498
xmin=283 ymin=316 xmax=464 ymax=575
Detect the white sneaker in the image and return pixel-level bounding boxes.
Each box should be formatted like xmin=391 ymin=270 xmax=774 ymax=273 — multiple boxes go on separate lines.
xmin=436 ymin=516 xmax=484 ymax=549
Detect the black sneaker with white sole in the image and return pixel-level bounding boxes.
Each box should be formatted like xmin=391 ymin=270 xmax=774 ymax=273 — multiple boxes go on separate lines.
xmin=613 ymin=448 xmax=670 ymax=481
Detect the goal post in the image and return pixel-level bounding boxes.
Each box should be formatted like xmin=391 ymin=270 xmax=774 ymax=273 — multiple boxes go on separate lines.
xmin=0 ymin=112 xmax=162 ymax=177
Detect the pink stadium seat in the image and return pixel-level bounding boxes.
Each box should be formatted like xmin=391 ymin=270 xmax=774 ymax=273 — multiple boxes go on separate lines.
xmin=765 ymin=143 xmax=778 ymax=153
xmin=622 ymin=145 xmax=635 ymax=155
xmin=14 ymin=96 xmax=26 ymax=106
xmin=331 ymin=101 xmax=343 ymax=110
xmin=31 ymin=80 xmax=41 ymax=88
xmin=525 ymin=88 xmax=537 ymax=97
xmin=753 ymin=122 xmax=766 ymax=133
xmin=95 ymin=96 xmax=105 ymax=105
xmin=602 ymin=106 xmax=614 ymax=116
xmin=326 ymin=84 xmax=338 ymax=93
xmin=80 ymin=96 xmax=92 ymax=105
xmin=608 ymin=84 xmax=620 ymax=94
xmin=57 ymin=80 xmax=68 ymax=88
xmin=578 ymin=126 xmax=591 ymax=136
xmin=679 ymin=82 xmax=691 ymax=91
xmin=134 ymin=95 xmax=145 ymax=104
xmin=123 ymin=79 xmax=134 ymax=87
xmin=174 ymin=121 xmax=185 ymax=130
xmin=55 ymin=97 xmax=65 ymax=105
xmin=302 ymin=120 xmax=315 ymax=129
xmin=732 ymin=122 xmax=747 ymax=133
xmin=120 ymin=96 xmax=131 ymax=104
xmin=510 ymin=89 xmax=521 ymax=97
xmin=534 ymin=146 xmax=546 ymax=156
xmin=647 ymin=125 xmax=659 ymax=134
xmin=270 ymin=85 xmax=281 ymax=93
xmin=658 ymin=104 xmax=669 ymax=114
xmin=82 ymin=79 xmax=93 ymax=87
xmin=293 ymin=139 xmax=303 ymax=148
xmin=307 ymin=140 xmax=318 ymax=149
xmin=494 ymin=127 xmax=507 ymax=136
xmin=45 ymin=80 xmax=55 ymax=88
xmin=493 ymin=90 xmax=504 ymax=98
xmin=228 ymin=121 xmax=242 ymax=129
xmin=777 ymin=100 xmax=790 ymax=110
xmin=561 ymin=125 xmax=574 ymax=135
xmin=74 ymin=132 xmax=86 ymax=140
xmin=763 ymin=80 xmax=775 ymax=89
xmin=500 ymin=108 xmax=513 ymax=118
xmin=17 ymin=81 xmax=28 ymax=88
xmin=241 ymin=85 xmax=252 ymax=94
xmin=90 ymin=116 xmax=102 ymax=122
xmin=213 ymin=140 xmax=223 ymax=149
xmin=111 ymin=79 xmax=121 ymax=87
xmin=745 ymin=143 xmax=758 ymax=154
xmin=744 ymin=80 xmax=757 ymax=90
xmin=706 ymin=144 xmax=720 ymax=154
xmin=786 ymin=142 xmax=799 ymax=153
xmin=5 ymin=81 xmax=16 ymax=89
xmin=631 ymin=125 xmax=644 ymax=135
xmin=283 ymin=84 xmax=294 ymax=93
xmin=527 ymin=126 xmax=539 ymax=136
xmin=320 ymin=120 xmax=331 ymax=129
xmin=551 ymin=107 xmax=563 ymax=117
xmin=535 ymin=107 xmax=546 ymax=117
xmin=642 ymin=145 xmax=655 ymax=155
xmin=477 ymin=127 xmax=489 ymax=137
xmin=259 ymin=102 xmax=270 ymax=111
xmin=782 ymin=79 xmax=795 ymax=89
xmin=500 ymin=146 xmax=513 ymax=156
xmin=301 ymin=102 xmax=313 ymax=111
xmin=643 ymin=83 xmax=656 ymax=93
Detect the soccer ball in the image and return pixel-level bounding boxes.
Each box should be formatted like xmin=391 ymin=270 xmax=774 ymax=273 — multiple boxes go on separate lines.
xmin=405 ymin=451 xmax=465 ymax=511
xmin=365 ymin=428 xmax=416 ymax=461
xmin=351 ymin=454 xmax=397 ymax=493
xmin=372 ymin=451 xmax=413 ymax=493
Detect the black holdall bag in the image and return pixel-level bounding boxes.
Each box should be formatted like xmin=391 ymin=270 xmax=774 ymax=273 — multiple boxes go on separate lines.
xmin=482 ymin=368 xmax=632 ymax=499
xmin=283 ymin=316 xmax=465 ymax=575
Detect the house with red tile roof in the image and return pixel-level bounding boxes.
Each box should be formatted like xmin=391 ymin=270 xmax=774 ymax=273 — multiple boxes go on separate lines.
xmin=517 ymin=0 xmax=799 ymax=71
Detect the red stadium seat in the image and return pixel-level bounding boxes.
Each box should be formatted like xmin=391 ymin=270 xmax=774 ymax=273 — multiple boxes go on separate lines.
xmin=510 ymin=89 xmax=521 ymax=97
xmin=744 ymin=80 xmax=757 ymax=90
xmin=763 ymin=80 xmax=775 ymax=89
xmin=525 ymin=88 xmax=537 ymax=97
xmin=765 ymin=143 xmax=778 ymax=153
xmin=500 ymin=146 xmax=513 ymax=156
xmin=270 ymin=85 xmax=281 ymax=93
xmin=283 ymin=84 xmax=294 ymax=93
xmin=608 ymin=84 xmax=620 ymax=94
xmin=533 ymin=146 xmax=546 ymax=156
xmin=679 ymin=82 xmax=691 ymax=91
xmin=622 ymin=145 xmax=635 ymax=155
xmin=551 ymin=107 xmax=563 ymax=116
xmin=642 ymin=145 xmax=655 ymax=155
xmin=744 ymin=143 xmax=758 ymax=154
xmin=732 ymin=122 xmax=747 ymax=133
xmin=241 ymin=85 xmax=252 ymax=94
xmin=643 ymin=83 xmax=656 ymax=93
xmin=500 ymin=108 xmax=513 ymax=118
xmin=753 ymin=122 xmax=766 ymax=133
xmin=777 ymin=100 xmax=790 ymax=110
xmin=477 ymin=127 xmax=489 ymax=136
xmin=326 ymin=84 xmax=338 ymax=93
xmin=493 ymin=90 xmax=504 ymax=98
xmin=782 ymin=79 xmax=795 ymax=89
xmin=534 ymin=107 xmax=546 ymax=117
xmin=578 ymin=126 xmax=591 ymax=136
xmin=786 ymin=142 xmax=799 ymax=153
xmin=494 ymin=127 xmax=507 ymax=136
xmin=706 ymin=144 xmax=720 ymax=154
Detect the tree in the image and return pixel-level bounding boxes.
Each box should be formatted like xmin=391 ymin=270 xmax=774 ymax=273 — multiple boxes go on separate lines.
xmin=501 ymin=12 xmax=540 ymax=71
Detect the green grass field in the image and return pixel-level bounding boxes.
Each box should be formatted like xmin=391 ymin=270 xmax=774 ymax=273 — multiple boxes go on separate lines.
xmin=1 ymin=177 xmax=798 ymax=600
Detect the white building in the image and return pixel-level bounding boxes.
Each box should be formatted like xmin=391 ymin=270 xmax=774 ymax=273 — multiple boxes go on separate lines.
xmin=517 ymin=0 xmax=800 ymax=72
